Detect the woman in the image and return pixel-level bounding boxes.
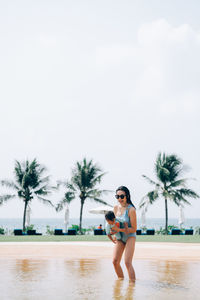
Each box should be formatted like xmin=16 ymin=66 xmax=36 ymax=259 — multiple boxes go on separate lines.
xmin=111 ymin=186 xmax=137 ymax=281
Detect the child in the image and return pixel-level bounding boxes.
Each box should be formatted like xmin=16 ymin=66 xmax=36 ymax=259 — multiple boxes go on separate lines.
xmin=105 ymin=211 xmax=128 ymax=244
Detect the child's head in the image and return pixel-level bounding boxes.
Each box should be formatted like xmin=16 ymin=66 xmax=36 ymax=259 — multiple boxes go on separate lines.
xmin=105 ymin=211 xmax=116 ymax=225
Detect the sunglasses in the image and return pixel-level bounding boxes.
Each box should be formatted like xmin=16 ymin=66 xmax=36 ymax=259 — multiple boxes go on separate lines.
xmin=115 ymin=194 xmax=126 ymax=199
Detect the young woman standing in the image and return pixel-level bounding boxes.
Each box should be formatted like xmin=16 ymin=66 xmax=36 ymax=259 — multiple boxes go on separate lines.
xmin=111 ymin=186 xmax=137 ymax=281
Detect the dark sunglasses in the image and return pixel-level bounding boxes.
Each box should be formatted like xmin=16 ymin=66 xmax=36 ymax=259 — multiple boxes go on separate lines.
xmin=115 ymin=194 xmax=126 ymax=199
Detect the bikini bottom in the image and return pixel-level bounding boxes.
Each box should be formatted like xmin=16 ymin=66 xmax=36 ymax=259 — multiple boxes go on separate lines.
xmin=118 ymin=233 xmax=136 ymax=244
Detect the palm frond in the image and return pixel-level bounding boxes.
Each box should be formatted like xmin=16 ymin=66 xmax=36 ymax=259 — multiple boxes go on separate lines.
xmin=33 ymin=186 xmax=50 ymax=196
xmin=178 ymin=197 xmax=191 ymax=205
xmin=142 ymin=175 xmax=160 ymax=187
xmin=139 ymin=190 xmax=159 ymax=208
xmin=17 ymin=190 xmax=25 ymax=198
xmin=0 ymin=194 xmax=15 ymax=205
xmin=168 ymin=191 xmax=191 ymax=206
xmin=14 ymin=160 xmax=24 ymax=184
xmin=55 ymin=180 xmax=73 ymax=190
xmin=175 ymin=188 xmax=199 ymax=199
xmin=157 ymin=167 xmax=170 ymax=182
xmin=55 ymin=191 xmax=75 ymax=211
xmin=65 ymin=181 xmax=76 ymax=192
xmin=88 ymin=197 xmax=109 ymax=206
xmin=167 ymin=179 xmax=188 ymax=189
xmin=90 ymin=172 xmax=107 ymax=188
xmin=168 ymin=187 xmax=199 ymax=206
xmin=87 ymin=188 xmax=112 ymax=198
xmin=155 ymin=152 xmax=184 ymax=183
xmin=55 ymin=201 xmax=65 ymax=212
xmin=36 ymin=176 xmax=50 ymax=185
xmin=71 ymin=158 xmax=105 ymax=192
xmin=71 ymin=173 xmax=82 ymax=191
xmin=36 ymin=196 xmax=54 ymax=207
xmin=64 ymin=191 xmax=75 ymax=202
xmin=0 ymin=180 xmax=20 ymax=190
xmin=147 ymin=190 xmax=159 ymax=203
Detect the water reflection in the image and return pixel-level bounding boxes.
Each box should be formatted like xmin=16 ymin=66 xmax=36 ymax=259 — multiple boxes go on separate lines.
xmin=65 ymin=259 xmax=99 ymax=277
xmin=113 ymin=279 xmax=135 ymax=300
xmin=0 ymin=258 xmax=199 ymax=300
xmin=153 ymin=260 xmax=188 ymax=284
xmin=14 ymin=259 xmax=48 ymax=281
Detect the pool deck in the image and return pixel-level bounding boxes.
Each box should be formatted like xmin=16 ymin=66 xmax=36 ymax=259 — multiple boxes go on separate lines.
xmin=0 ymin=242 xmax=200 ymax=261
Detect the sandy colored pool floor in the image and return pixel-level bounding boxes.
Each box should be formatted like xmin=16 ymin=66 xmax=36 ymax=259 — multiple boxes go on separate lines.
xmin=0 ymin=242 xmax=200 ymax=261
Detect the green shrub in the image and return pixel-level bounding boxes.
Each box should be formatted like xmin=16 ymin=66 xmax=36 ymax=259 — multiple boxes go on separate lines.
xmin=0 ymin=227 xmax=5 ymax=235
xmin=156 ymin=225 xmax=184 ymax=235
xmin=68 ymin=224 xmax=94 ymax=235
xmin=25 ymin=224 xmax=35 ymax=233
xmin=69 ymin=224 xmax=79 ymax=231
xmin=46 ymin=225 xmax=54 ymax=235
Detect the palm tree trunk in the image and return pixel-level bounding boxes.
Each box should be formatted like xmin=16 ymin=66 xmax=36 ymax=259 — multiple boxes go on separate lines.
xmin=79 ymin=198 xmax=84 ymax=234
xmin=23 ymin=200 xmax=28 ymax=232
xmin=165 ymin=197 xmax=168 ymax=235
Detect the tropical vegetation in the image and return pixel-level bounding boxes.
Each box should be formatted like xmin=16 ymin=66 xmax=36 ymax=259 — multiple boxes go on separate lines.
xmin=56 ymin=158 xmax=111 ymax=234
xmin=0 ymin=159 xmax=54 ymax=232
xmin=140 ymin=152 xmax=199 ymax=234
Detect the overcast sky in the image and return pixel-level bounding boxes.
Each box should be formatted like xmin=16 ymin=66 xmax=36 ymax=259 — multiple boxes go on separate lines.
xmin=0 ymin=0 xmax=200 ymax=221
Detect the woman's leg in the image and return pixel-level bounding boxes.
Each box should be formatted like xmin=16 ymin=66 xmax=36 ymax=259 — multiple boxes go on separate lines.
xmin=113 ymin=240 xmax=125 ymax=279
xmin=124 ymin=237 xmax=136 ymax=281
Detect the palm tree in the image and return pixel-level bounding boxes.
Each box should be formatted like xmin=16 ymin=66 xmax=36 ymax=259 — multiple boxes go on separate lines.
xmin=0 ymin=159 xmax=53 ymax=232
xmin=56 ymin=158 xmax=111 ymax=234
xmin=140 ymin=152 xmax=199 ymax=234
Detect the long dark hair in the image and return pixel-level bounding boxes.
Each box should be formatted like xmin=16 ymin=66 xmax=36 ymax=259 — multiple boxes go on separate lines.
xmin=116 ymin=186 xmax=136 ymax=209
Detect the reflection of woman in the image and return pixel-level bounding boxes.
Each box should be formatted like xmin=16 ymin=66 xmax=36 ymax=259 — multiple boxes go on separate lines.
xmin=113 ymin=279 xmax=135 ymax=300
xmin=111 ymin=186 xmax=137 ymax=281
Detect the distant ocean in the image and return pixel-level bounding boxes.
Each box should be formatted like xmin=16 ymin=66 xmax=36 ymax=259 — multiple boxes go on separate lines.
xmin=0 ymin=218 xmax=200 ymax=234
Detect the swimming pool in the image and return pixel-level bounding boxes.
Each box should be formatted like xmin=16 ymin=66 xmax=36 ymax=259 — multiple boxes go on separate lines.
xmin=0 ymin=258 xmax=199 ymax=299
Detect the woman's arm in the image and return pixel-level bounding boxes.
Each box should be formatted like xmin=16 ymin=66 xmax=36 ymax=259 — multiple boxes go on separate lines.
xmin=111 ymin=208 xmax=137 ymax=234
xmin=111 ymin=206 xmax=137 ymax=234
xmin=110 ymin=222 xmax=128 ymax=233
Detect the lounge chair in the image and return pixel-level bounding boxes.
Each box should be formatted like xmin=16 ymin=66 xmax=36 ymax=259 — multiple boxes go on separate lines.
xmin=27 ymin=229 xmax=42 ymax=235
xmin=94 ymin=229 xmax=103 ymax=235
xmin=54 ymin=229 xmax=64 ymax=235
xmin=171 ymin=229 xmax=181 ymax=235
xmin=27 ymin=229 xmax=36 ymax=235
xmin=146 ymin=229 xmax=155 ymax=235
xmin=67 ymin=229 xmax=77 ymax=235
xmin=184 ymin=229 xmax=193 ymax=235
xmin=14 ymin=229 xmax=25 ymax=236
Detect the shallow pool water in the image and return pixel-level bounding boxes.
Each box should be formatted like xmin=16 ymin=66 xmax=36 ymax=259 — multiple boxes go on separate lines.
xmin=0 ymin=258 xmax=199 ymax=300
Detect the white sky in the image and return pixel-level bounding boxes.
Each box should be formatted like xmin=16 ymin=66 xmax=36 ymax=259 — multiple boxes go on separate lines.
xmin=0 ymin=0 xmax=200 ymax=221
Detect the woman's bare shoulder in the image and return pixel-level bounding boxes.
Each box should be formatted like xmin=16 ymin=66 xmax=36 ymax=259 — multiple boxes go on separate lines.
xmin=129 ymin=206 xmax=136 ymax=214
